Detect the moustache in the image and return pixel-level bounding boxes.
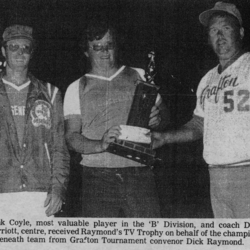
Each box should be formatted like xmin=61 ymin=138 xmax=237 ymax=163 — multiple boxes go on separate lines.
xmin=216 ymin=39 xmax=227 ymax=45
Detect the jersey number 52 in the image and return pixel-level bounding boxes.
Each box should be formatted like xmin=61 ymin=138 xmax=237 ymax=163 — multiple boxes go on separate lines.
xmin=224 ymin=89 xmax=250 ymax=112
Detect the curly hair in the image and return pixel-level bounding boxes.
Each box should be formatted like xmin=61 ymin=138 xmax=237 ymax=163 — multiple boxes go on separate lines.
xmin=80 ymin=17 xmax=117 ymax=52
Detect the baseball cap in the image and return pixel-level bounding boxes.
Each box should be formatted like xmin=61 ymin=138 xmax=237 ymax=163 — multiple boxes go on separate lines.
xmin=2 ymin=25 xmax=33 ymax=42
xmin=199 ymin=2 xmax=242 ymax=27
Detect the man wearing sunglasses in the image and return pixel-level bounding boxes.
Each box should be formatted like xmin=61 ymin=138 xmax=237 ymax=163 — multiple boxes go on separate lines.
xmin=64 ymin=17 xmax=170 ymax=217
xmin=0 ymin=24 xmax=69 ymax=217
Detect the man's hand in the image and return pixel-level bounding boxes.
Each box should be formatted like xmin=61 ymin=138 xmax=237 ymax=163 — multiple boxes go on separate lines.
xmin=44 ymin=193 xmax=63 ymax=217
xmin=100 ymin=125 xmax=121 ymax=151
xmin=148 ymin=105 xmax=161 ymax=128
xmin=151 ymin=131 xmax=166 ymax=149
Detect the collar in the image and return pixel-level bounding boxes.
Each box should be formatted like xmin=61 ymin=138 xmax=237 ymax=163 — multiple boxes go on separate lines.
xmin=85 ymin=66 xmax=125 ymax=81
xmin=218 ymin=50 xmax=244 ymax=74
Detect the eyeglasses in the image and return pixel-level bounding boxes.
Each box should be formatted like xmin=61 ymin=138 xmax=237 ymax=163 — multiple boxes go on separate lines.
xmin=5 ymin=44 xmax=33 ymax=54
xmin=89 ymin=42 xmax=115 ymax=52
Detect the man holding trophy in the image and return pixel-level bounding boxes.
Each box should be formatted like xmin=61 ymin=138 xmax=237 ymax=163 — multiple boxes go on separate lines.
xmin=64 ymin=17 xmax=169 ymax=217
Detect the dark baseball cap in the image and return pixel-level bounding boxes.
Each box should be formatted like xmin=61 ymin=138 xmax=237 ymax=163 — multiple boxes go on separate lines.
xmin=199 ymin=2 xmax=242 ymax=27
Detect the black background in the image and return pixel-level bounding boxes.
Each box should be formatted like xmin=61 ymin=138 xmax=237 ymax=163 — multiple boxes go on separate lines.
xmin=1 ymin=0 xmax=250 ymax=217
xmin=0 ymin=0 xmax=249 ymax=94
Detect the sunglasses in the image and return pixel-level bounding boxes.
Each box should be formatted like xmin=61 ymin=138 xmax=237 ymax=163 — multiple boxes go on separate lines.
xmin=89 ymin=42 xmax=115 ymax=52
xmin=5 ymin=44 xmax=33 ymax=54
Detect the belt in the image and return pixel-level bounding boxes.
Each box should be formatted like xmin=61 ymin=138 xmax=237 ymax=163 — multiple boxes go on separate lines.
xmin=83 ymin=165 xmax=151 ymax=175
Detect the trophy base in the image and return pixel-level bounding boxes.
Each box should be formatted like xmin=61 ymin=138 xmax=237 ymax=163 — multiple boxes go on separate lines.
xmin=107 ymin=139 xmax=157 ymax=166
xmin=107 ymin=79 xmax=160 ymax=166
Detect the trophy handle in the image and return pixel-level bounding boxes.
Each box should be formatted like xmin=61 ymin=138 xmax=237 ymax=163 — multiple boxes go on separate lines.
xmin=145 ymin=51 xmax=156 ymax=84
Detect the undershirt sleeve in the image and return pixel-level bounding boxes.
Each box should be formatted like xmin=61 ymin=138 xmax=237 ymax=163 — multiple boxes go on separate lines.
xmin=63 ymin=80 xmax=81 ymax=119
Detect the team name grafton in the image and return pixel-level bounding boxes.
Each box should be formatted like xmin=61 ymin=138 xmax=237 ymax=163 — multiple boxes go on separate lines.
xmin=200 ymin=75 xmax=239 ymax=106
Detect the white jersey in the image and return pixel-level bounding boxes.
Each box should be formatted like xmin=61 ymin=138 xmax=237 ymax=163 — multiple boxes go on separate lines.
xmin=194 ymin=52 xmax=250 ymax=165
xmin=64 ymin=66 xmax=162 ymax=168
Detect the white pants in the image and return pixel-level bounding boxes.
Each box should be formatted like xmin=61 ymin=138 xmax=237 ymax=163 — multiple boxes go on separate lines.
xmin=209 ymin=165 xmax=250 ymax=218
xmin=0 ymin=192 xmax=51 ymax=219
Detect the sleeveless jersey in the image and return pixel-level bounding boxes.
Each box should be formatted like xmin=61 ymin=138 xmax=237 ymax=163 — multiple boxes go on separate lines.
xmin=64 ymin=66 xmax=160 ymax=168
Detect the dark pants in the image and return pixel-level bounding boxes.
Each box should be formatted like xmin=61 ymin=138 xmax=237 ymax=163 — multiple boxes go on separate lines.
xmin=81 ymin=166 xmax=161 ymax=218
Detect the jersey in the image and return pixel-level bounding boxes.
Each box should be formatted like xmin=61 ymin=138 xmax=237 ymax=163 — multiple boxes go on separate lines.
xmin=3 ymin=78 xmax=30 ymax=146
xmin=64 ymin=66 xmax=160 ymax=168
xmin=194 ymin=52 xmax=250 ymax=165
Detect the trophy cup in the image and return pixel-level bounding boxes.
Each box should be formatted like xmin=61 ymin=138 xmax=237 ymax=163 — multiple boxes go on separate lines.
xmin=107 ymin=51 xmax=161 ymax=165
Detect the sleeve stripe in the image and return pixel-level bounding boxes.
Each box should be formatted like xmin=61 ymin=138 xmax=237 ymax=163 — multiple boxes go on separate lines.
xmin=64 ymin=114 xmax=82 ymax=120
xmin=63 ymin=80 xmax=81 ymax=117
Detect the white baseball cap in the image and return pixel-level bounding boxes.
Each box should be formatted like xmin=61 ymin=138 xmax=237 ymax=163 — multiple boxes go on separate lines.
xmin=199 ymin=1 xmax=242 ymax=27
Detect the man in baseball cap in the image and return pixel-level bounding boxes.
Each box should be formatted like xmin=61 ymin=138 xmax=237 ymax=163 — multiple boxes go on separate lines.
xmin=152 ymin=2 xmax=250 ymax=218
xmin=0 ymin=24 xmax=70 ymax=218
xmin=3 ymin=24 xmax=34 ymax=42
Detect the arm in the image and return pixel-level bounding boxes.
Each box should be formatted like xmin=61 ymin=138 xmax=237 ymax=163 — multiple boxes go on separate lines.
xmin=152 ymin=71 xmax=208 ymax=148
xmin=152 ymin=115 xmax=204 ymax=149
xmin=46 ymin=89 xmax=70 ymax=216
xmin=65 ymin=117 xmax=121 ymax=154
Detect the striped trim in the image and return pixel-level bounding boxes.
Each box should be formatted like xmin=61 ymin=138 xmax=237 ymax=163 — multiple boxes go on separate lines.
xmin=46 ymin=82 xmax=58 ymax=104
xmin=47 ymin=83 xmax=52 ymax=97
xmin=209 ymin=161 xmax=250 ymax=168
xmin=85 ymin=66 xmax=125 ymax=81
xmin=44 ymin=143 xmax=51 ymax=167
xmin=2 ymin=78 xmax=31 ymax=91
xmin=64 ymin=114 xmax=82 ymax=120
xmin=51 ymin=87 xmax=58 ymax=104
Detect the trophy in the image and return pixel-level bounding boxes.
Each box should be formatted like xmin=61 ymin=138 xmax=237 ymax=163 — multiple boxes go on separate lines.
xmin=107 ymin=51 xmax=161 ymax=165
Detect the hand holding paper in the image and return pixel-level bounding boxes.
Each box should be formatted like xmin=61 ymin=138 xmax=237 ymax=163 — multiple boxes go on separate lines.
xmin=118 ymin=125 xmax=151 ymax=144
